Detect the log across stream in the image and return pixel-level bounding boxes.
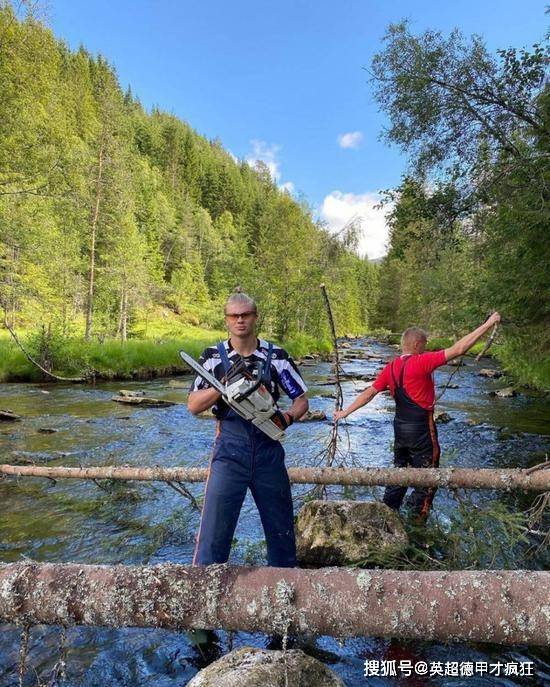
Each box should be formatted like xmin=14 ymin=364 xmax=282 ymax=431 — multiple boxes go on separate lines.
xmin=0 ymin=337 xmax=548 ymax=685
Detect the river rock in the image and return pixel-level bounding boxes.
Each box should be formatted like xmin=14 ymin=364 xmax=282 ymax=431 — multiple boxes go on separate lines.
xmin=299 ymin=410 xmax=327 ymax=422
xmin=434 ymin=411 xmax=453 ymax=424
xmin=339 ymin=342 xmax=351 ymax=349
xmin=438 ymin=383 xmax=459 ymax=389
xmin=447 ymin=359 xmax=463 ymax=367
xmin=111 ymin=394 xmax=176 ymax=407
xmin=38 ymin=427 xmax=58 ymax=434
xmin=0 ymin=410 xmax=21 ymax=421
xmin=188 ymin=647 xmax=344 ymax=687
xmin=118 ymin=389 xmax=146 ymax=397
xmin=296 ymin=500 xmax=408 ymax=567
xmin=490 ymin=387 xmax=517 ymax=398
xmin=479 ymin=368 xmax=502 ymax=378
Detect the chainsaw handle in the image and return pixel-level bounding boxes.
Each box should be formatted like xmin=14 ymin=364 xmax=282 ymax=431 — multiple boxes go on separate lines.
xmin=233 ymin=361 xmax=265 ymax=401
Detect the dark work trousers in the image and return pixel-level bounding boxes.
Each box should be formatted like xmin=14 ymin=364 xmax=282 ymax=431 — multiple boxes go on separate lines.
xmin=382 ymin=358 xmax=441 ymax=521
xmin=192 ymin=412 xmax=297 ymax=567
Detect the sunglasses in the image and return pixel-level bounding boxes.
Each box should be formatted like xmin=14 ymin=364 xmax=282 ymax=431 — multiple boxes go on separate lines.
xmin=225 ymin=311 xmax=257 ymax=321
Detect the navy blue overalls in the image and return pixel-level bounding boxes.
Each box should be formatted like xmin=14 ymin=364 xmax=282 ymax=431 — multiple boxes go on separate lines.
xmin=193 ymin=343 xmax=297 ymax=567
xmin=382 ymin=355 xmax=441 ymax=520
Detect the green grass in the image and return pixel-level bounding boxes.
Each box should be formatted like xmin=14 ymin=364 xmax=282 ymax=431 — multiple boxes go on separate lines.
xmin=0 ymin=326 xmax=333 ymax=382
xmin=0 ymin=326 xmax=225 ymax=382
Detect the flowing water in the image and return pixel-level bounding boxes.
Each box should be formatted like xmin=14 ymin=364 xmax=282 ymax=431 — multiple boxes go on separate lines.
xmin=0 ymin=339 xmax=548 ymax=686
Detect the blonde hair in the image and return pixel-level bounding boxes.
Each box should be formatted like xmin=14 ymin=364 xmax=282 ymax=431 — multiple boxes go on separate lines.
xmin=401 ymin=326 xmax=427 ymax=348
xmin=224 ymin=289 xmax=257 ymax=315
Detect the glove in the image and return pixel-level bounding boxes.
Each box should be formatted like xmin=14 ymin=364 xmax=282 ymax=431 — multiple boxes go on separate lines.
xmin=272 ymin=410 xmax=294 ymax=430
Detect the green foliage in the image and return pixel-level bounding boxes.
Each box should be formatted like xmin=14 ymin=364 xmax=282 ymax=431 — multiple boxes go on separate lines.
xmin=372 ymin=19 xmax=549 ymax=388
xmin=0 ymin=4 xmax=376 ymax=358
xmin=354 ymin=497 xmax=533 ymax=571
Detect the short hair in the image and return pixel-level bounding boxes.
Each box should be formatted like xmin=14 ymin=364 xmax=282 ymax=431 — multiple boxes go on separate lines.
xmin=224 ymin=291 xmax=257 ymax=315
xmin=401 ymin=326 xmax=427 ymax=348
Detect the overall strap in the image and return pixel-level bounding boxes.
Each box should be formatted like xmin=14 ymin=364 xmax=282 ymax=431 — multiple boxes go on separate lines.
xmin=391 ymin=355 xmax=411 ymax=390
xmin=398 ymin=355 xmax=412 ymax=387
xmin=262 ymin=341 xmax=274 ymax=384
xmin=216 ymin=342 xmax=232 ymax=374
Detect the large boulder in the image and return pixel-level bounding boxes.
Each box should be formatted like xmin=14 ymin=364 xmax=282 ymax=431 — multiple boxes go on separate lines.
xmin=188 ymin=646 xmax=344 ymax=687
xmin=296 ymin=500 xmax=408 ymax=567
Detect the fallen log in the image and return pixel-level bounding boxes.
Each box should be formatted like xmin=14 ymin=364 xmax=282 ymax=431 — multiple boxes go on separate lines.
xmin=1 ymin=464 xmax=549 ymax=491
xmin=0 ymin=562 xmax=547 ymax=645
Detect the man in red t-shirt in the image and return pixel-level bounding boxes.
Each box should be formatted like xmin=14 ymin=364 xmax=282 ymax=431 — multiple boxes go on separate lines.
xmin=334 ymin=312 xmax=501 ymax=520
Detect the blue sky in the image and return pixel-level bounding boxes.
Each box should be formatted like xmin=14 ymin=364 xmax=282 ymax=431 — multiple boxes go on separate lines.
xmin=47 ymin=1 xmax=546 ymax=258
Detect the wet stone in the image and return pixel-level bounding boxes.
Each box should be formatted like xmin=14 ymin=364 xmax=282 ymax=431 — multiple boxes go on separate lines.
xmin=298 ymin=410 xmax=327 ymax=422
xmin=295 ymin=500 xmax=408 ymax=567
xmin=111 ymin=394 xmax=176 ymax=407
xmin=479 ymin=368 xmax=502 ymax=378
xmin=489 ymin=387 xmax=517 ymax=398
xmin=188 ymin=646 xmax=345 ymax=687
xmin=434 ymin=411 xmax=453 ymax=424
xmin=0 ymin=410 xmax=21 ymax=422
xmin=38 ymin=427 xmax=58 ymax=434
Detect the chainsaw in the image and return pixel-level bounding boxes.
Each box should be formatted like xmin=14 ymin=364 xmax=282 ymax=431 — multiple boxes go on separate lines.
xmin=179 ymin=350 xmax=288 ymax=440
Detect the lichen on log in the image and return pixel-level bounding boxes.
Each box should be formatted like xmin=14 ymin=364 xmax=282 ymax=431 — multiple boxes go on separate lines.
xmin=0 ymin=563 xmax=547 ymax=646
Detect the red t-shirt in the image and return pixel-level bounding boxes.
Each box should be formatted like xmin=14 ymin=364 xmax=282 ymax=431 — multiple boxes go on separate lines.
xmin=372 ymin=350 xmax=447 ymax=410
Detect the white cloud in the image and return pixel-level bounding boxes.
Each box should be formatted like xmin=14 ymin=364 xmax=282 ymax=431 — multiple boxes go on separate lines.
xmin=246 ymin=139 xmax=281 ymax=181
xmin=320 ymin=191 xmax=391 ymax=260
xmin=279 ymin=181 xmax=295 ymax=193
xmin=337 ymin=131 xmax=364 ymax=149
xmin=245 ymin=139 xmax=294 ymax=194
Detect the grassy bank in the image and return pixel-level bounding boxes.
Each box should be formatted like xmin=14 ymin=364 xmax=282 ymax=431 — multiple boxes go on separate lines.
xmin=0 ymin=328 xmax=332 ymax=383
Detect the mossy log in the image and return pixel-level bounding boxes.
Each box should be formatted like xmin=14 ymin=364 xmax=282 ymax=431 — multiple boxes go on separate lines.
xmin=0 ymin=562 xmax=547 ymax=645
xmin=1 ymin=464 xmax=549 ymax=491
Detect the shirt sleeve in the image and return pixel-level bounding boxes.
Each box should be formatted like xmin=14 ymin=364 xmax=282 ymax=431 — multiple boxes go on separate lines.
xmin=278 ymin=357 xmax=308 ymax=400
xmin=189 ymin=349 xmax=211 ymax=392
xmin=419 ymin=350 xmax=447 ymax=374
xmin=372 ymin=362 xmax=391 ymax=392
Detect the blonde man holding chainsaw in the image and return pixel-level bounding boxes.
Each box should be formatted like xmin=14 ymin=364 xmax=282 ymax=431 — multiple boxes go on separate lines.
xmin=188 ymin=292 xmax=308 ymax=568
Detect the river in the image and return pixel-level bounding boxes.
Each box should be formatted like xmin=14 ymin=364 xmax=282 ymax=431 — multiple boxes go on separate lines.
xmin=0 ymin=339 xmax=548 ymax=686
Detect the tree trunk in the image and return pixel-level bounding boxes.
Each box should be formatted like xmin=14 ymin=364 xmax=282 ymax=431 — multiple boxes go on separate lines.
xmin=1 ymin=464 xmax=549 ymax=491
xmin=0 ymin=562 xmax=547 ymax=645
xmin=85 ymin=136 xmax=105 ymax=341
xmin=121 ymin=284 xmax=127 ymax=341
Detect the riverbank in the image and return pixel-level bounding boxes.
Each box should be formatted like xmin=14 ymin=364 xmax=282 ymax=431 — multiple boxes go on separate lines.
xmin=0 ymin=328 xmax=332 ymax=383
xmin=0 ymin=327 xmax=546 ymax=391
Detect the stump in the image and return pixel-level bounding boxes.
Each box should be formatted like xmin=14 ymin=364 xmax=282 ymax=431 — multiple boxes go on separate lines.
xmin=188 ymin=647 xmax=345 ymax=687
xmin=296 ymin=500 xmax=408 ymax=567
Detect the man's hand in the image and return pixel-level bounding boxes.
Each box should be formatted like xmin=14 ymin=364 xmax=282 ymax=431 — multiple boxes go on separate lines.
xmin=188 ymin=387 xmax=222 ymax=415
xmin=445 ymin=311 xmax=503 ymax=361
xmin=333 ymin=409 xmax=348 ymax=422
